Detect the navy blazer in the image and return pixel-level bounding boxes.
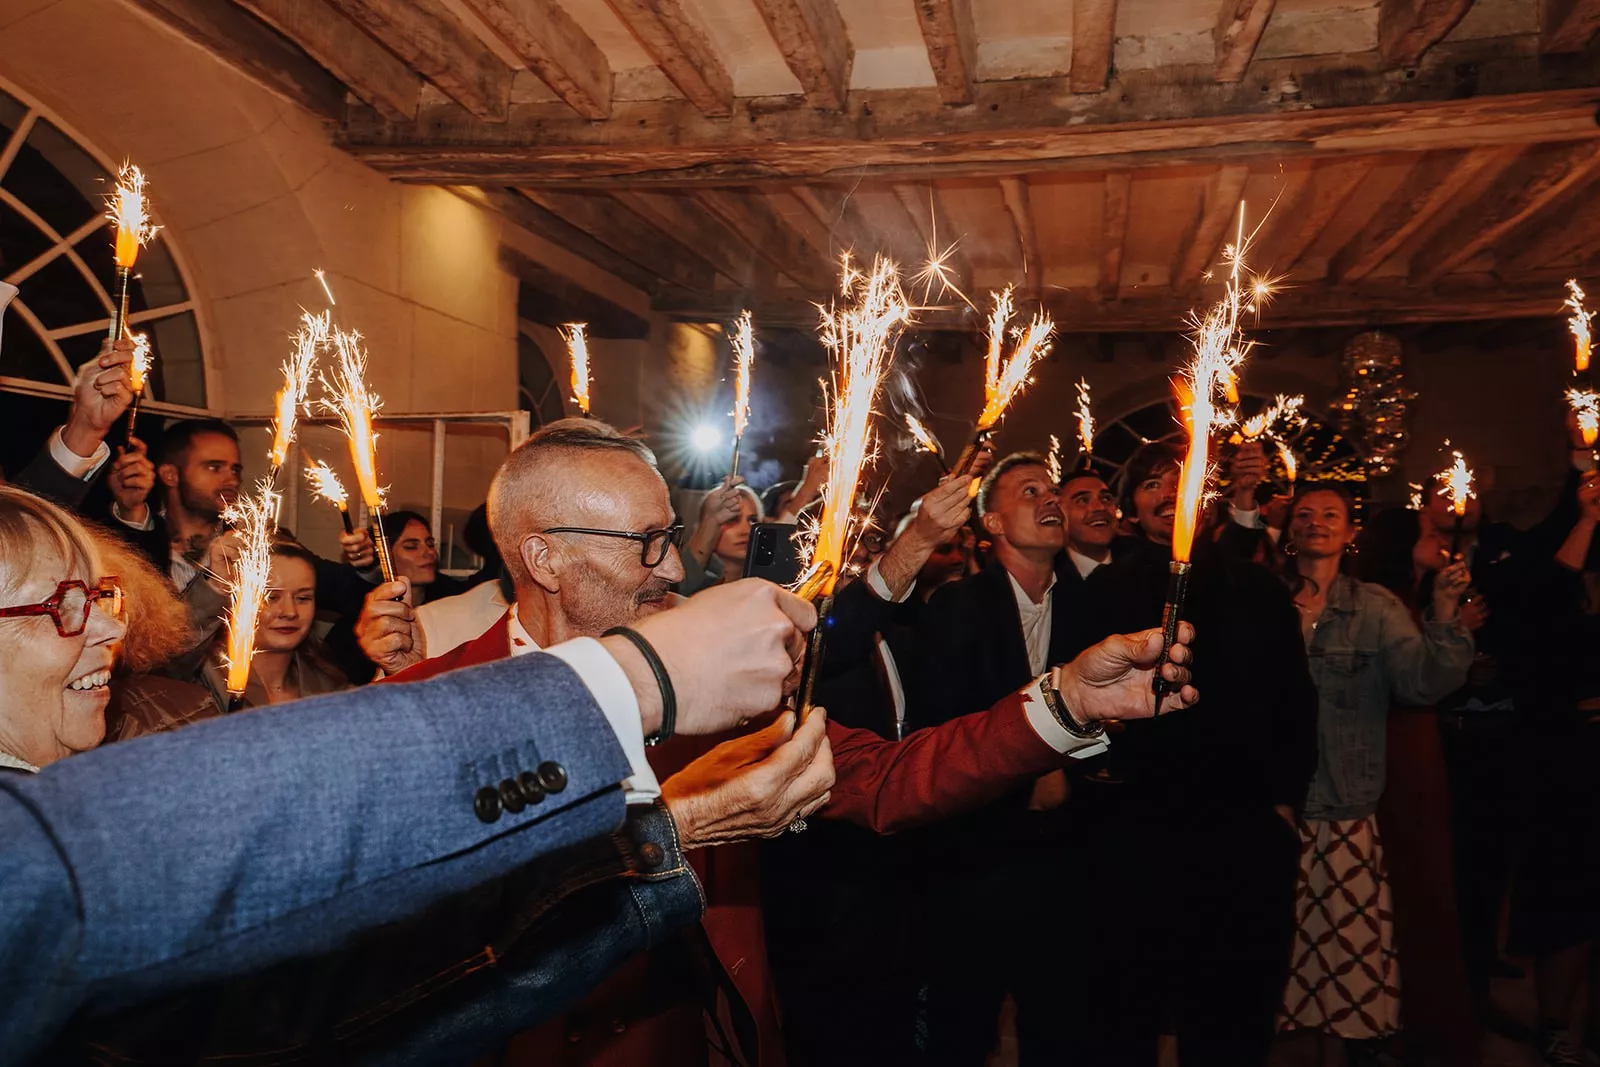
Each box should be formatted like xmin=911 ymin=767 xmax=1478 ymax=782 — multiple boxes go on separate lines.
xmin=0 ymin=651 xmax=635 ymax=1060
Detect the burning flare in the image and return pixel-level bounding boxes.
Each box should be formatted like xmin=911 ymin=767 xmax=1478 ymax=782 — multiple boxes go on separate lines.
xmin=320 ymin=326 xmax=386 ymax=511
xmin=564 ymin=323 xmax=592 ymax=415
xmin=269 ymin=311 xmax=327 ymax=472
xmin=1566 ymin=279 xmax=1593 ymax=374
xmin=975 ymin=287 xmax=1053 ymax=431
xmin=905 ymin=413 xmax=940 ymax=457
xmin=731 ymin=311 xmax=755 ymax=439
xmin=1075 ymin=378 xmax=1096 ymax=456
xmin=1435 ymin=446 xmax=1476 ymax=517
xmin=220 ymin=480 xmax=277 ymax=697
xmin=1047 ymin=435 xmax=1063 ymax=485
xmin=127 ymin=332 xmax=152 ymax=395
xmin=305 ymin=459 xmax=349 ymax=509
xmin=1568 ymin=388 xmax=1599 ymax=447
xmin=802 ymin=255 xmax=911 ymax=597
xmin=1279 ymin=441 xmax=1299 ymax=488
xmin=105 ymin=163 xmax=160 ymax=270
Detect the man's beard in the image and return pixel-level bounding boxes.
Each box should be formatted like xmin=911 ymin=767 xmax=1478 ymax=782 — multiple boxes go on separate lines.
xmin=564 ymin=564 xmax=673 ymax=636
xmin=179 ymin=480 xmax=222 ymax=523
xmin=633 ymin=577 xmax=674 ymax=613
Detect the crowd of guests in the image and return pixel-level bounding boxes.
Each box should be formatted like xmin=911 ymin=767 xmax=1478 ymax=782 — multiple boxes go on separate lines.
xmin=1 ymin=332 xmax=1597 ymax=1067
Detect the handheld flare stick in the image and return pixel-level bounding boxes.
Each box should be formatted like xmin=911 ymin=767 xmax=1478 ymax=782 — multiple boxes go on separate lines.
xmin=795 ymin=255 xmax=910 ymax=715
xmin=904 ymin=413 xmax=949 ymax=473
xmin=1569 ymin=388 xmax=1600 ymax=448
xmin=1436 ymin=446 xmax=1476 ymax=559
xmin=1047 ymin=435 xmax=1064 ymax=485
xmin=729 ymin=310 xmax=756 ymax=478
xmin=1566 ymin=279 xmax=1593 ymax=376
xmin=104 ymin=163 xmax=159 ymax=346
xmin=123 ymin=333 xmax=152 ymax=445
xmin=1279 ymin=440 xmax=1299 ymax=490
xmin=1153 ymin=205 xmax=1257 ymax=705
xmin=321 ymin=327 xmax=394 ymax=582
xmin=268 ymin=311 xmax=327 ymax=483
xmin=1075 ymin=378 xmax=1096 ymax=469
xmin=306 ymin=459 xmax=354 ymax=534
xmin=951 ymin=287 xmax=1053 ymax=475
xmin=564 ymin=323 xmax=592 ymax=417
xmin=220 ymin=480 xmax=277 ymax=710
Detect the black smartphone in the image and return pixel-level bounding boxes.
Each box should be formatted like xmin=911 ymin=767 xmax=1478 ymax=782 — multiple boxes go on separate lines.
xmin=743 ymin=521 xmax=803 ymax=587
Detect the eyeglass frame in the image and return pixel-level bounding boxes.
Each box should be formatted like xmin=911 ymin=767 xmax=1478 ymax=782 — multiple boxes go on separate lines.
xmin=0 ymin=577 xmax=125 ymax=638
xmin=539 ymin=525 xmax=686 ymax=568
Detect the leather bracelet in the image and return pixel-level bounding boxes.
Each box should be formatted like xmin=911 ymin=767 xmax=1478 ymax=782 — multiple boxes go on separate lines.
xmin=603 ymin=626 xmax=676 ymax=746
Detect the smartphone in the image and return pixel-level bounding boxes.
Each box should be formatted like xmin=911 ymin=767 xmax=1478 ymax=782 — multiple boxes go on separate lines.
xmin=743 ymin=522 xmax=803 ymax=587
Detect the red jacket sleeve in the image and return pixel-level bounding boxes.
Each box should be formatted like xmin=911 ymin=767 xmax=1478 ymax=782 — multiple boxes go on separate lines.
xmin=821 ymin=691 xmax=1064 ymax=834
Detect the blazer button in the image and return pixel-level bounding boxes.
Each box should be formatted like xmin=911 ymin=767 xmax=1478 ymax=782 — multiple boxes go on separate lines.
xmin=536 ymin=760 xmax=568 ymax=795
xmin=517 ymin=771 xmax=546 ymax=804
xmin=473 ymin=786 xmax=502 ymax=824
xmin=498 ymin=778 xmax=526 ymax=814
xmin=639 ymin=842 xmax=665 ymax=869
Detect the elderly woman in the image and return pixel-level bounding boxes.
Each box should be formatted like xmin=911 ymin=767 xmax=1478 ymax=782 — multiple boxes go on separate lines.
xmin=0 ymin=486 xmax=126 ymax=773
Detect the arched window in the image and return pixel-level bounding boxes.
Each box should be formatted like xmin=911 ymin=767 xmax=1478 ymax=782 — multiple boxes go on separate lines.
xmin=0 ymin=81 xmax=208 ymax=414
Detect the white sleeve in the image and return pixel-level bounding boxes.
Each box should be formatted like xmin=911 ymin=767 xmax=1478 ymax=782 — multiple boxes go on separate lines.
xmin=111 ymin=502 xmax=157 ymax=531
xmin=543 ymin=636 xmax=661 ymax=803
xmin=48 ymin=427 xmax=109 ymax=481
xmin=1229 ymin=504 xmax=1264 ymax=530
xmin=1020 ymin=675 xmax=1111 ymax=760
xmin=865 ymin=557 xmax=910 ymax=603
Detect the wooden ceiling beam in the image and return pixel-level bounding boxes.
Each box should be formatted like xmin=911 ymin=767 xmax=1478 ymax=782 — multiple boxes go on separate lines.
xmin=610 ymin=191 xmax=773 ymax=290
xmin=465 ymin=187 xmax=661 ymax=294
xmin=509 ymin=252 xmax=651 ymax=339
xmin=892 ymin=181 xmax=973 ymax=295
xmin=1070 ymin=0 xmax=1118 ymax=93
xmin=1379 ymin=0 xmax=1476 ymax=68
xmin=1171 ymin=164 xmax=1251 ymax=293
xmin=123 ymin=0 xmax=348 ymax=121
xmin=229 ymin=0 xmax=420 ymax=120
xmin=342 ymin=44 xmax=1600 ymax=185
xmin=1099 ymin=171 xmax=1133 ymax=301
xmin=788 ymin=185 xmax=883 ymax=262
xmin=998 ymin=177 xmax=1042 ymax=295
xmin=324 ymin=0 xmax=510 ymax=119
xmin=1330 ymin=144 xmax=1524 ymax=282
xmin=1544 ymin=0 xmax=1600 ymax=52
xmin=750 ymin=0 xmax=854 ymax=111
xmin=692 ymin=189 xmax=835 ymax=291
xmin=912 ymin=0 xmax=978 ymax=106
xmin=1214 ymin=0 xmax=1279 ymax=82
xmin=604 ymin=0 xmax=735 ymax=117
xmin=457 ymin=0 xmax=612 ymax=119
xmin=518 ymin=188 xmax=715 ymax=292
xmin=1507 ymin=196 xmax=1600 ymax=271
xmin=1272 ymin=155 xmax=1377 ymax=271
xmin=1412 ymin=142 xmax=1600 ymax=285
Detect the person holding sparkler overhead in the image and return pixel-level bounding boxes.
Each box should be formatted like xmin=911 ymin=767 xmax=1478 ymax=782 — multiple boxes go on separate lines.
xmin=8 ymin=337 xmax=139 ymax=507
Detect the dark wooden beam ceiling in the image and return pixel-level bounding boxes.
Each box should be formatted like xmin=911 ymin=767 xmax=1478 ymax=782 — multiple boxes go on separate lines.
xmin=324 ymin=0 xmax=510 ymax=119
xmin=457 ymin=0 xmax=613 ymax=119
xmin=231 ymin=0 xmax=421 ymax=120
xmin=750 ymin=0 xmax=854 ymax=111
xmin=912 ymin=0 xmax=978 ymax=106
xmin=603 ymin=0 xmax=735 ymax=117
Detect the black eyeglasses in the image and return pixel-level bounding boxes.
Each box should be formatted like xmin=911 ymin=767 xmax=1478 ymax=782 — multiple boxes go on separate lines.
xmin=542 ymin=525 xmax=685 ymax=567
xmin=0 ymin=577 xmax=124 ymax=637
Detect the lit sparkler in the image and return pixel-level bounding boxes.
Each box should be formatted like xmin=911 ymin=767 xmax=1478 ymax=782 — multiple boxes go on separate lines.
xmin=104 ymin=162 xmax=159 ymax=345
xmin=1075 ymin=378 xmax=1096 ymax=461
xmin=313 ymin=268 xmax=337 ymax=306
xmin=320 ymin=325 xmax=394 ymax=582
xmin=123 ymin=332 xmax=152 ymax=446
xmin=305 ymin=458 xmax=355 ymax=534
xmin=729 ymin=310 xmax=755 ymax=478
xmin=1279 ymin=440 xmax=1298 ymax=489
xmin=905 ymin=413 xmax=949 ymax=473
xmin=796 ymin=255 xmax=911 ymax=712
xmin=268 ymin=310 xmax=326 ymax=478
xmin=952 ymin=287 xmax=1054 ymax=474
xmin=1435 ymin=444 xmax=1476 ymax=558
xmin=1568 ymin=387 xmax=1600 ymax=447
xmin=564 ymin=323 xmax=592 ymax=416
xmin=1566 ymin=279 xmax=1593 ymax=375
xmin=220 ymin=479 xmax=277 ymax=705
xmin=1047 ymin=434 xmax=1063 ymax=485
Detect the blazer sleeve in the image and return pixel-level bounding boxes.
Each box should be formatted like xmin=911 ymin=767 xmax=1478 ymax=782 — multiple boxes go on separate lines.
xmin=0 ymin=652 xmax=634 ymax=1059
xmin=822 ymin=690 xmax=1065 ymax=835
xmin=10 ymin=444 xmax=97 ymax=508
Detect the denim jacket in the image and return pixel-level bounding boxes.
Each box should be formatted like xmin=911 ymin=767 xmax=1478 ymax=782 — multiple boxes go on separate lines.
xmin=1303 ymin=575 xmax=1473 ymax=822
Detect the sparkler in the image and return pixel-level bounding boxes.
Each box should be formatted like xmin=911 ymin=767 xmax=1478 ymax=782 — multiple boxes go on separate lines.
xmin=122 ymin=332 xmax=152 ymax=446
xmin=104 ymin=163 xmax=160 ymax=345
xmin=1435 ymin=445 xmax=1476 ymax=558
xmin=306 ymin=458 xmax=355 ymax=534
xmin=320 ymin=325 xmax=394 ymax=582
xmin=1566 ymin=279 xmax=1593 ymax=375
xmin=729 ymin=311 xmax=755 ymax=478
xmin=219 ymin=479 xmax=277 ymax=707
xmin=1047 ymin=435 xmax=1063 ymax=485
xmin=1075 ymin=378 xmax=1096 ymax=465
xmin=1568 ymin=387 xmax=1600 ymax=447
xmin=1279 ymin=440 xmax=1299 ymax=489
xmin=1154 ymin=204 xmax=1256 ymax=705
xmin=268 ymin=311 xmax=326 ymax=479
xmin=564 ymin=323 xmax=592 ymax=416
xmin=904 ymin=413 xmax=949 ymax=473
xmin=952 ymin=288 xmax=1054 ymax=474
xmin=795 ymin=255 xmax=911 ymax=713
xmin=313 ymin=268 xmax=337 ymax=306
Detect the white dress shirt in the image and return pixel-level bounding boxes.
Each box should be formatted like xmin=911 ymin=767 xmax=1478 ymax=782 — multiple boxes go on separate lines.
xmin=1067 ymin=546 xmax=1108 ymax=579
xmin=1006 ymin=570 xmax=1057 ymax=677
xmin=416 ymin=579 xmax=509 ymax=659
xmin=507 ymin=606 xmax=660 ymax=804
xmin=46 ymin=427 xmax=110 ymax=482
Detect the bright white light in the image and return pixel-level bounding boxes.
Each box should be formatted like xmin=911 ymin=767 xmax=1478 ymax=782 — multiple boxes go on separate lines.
xmin=691 ymin=424 xmax=722 ymax=452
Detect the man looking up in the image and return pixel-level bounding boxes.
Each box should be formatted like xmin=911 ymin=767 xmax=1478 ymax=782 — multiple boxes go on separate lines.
xmin=1059 ymin=468 xmax=1127 ymax=581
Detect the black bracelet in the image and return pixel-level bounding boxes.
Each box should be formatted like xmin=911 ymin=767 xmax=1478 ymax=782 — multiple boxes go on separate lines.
xmin=603 ymin=626 xmax=676 ymax=746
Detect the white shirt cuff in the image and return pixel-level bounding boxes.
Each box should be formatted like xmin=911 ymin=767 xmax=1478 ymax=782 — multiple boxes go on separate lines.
xmin=1020 ymin=675 xmax=1110 ymax=760
xmin=1229 ymin=504 xmax=1264 ymax=530
xmin=111 ymin=501 xmax=156 ymax=531
xmin=543 ymin=636 xmax=661 ymax=803
xmin=49 ymin=426 xmax=109 ymax=481
xmin=865 ymin=558 xmax=909 ymax=603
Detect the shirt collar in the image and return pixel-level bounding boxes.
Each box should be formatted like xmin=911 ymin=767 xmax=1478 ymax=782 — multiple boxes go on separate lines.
xmin=1067 ymin=546 xmax=1107 ymax=578
xmin=1006 ymin=568 xmax=1056 ymax=610
xmin=507 ymin=604 xmax=543 ymax=657
xmin=0 ymin=751 xmax=39 ymax=773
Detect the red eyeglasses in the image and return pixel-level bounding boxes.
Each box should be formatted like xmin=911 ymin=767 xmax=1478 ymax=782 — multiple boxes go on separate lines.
xmin=0 ymin=577 xmax=125 ymax=637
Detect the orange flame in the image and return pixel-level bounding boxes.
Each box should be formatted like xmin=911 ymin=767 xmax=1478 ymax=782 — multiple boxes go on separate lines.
xmin=731 ymin=310 xmax=755 ymax=438
xmin=320 ymin=326 xmax=386 ymax=510
xmin=269 ymin=311 xmax=326 ymax=471
xmin=127 ymin=332 xmax=152 ymax=395
xmin=1566 ymin=279 xmax=1593 ymax=374
xmin=1075 ymin=378 xmax=1095 ymax=456
xmin=305 ymin=459 xmax=349 ymax=509
xmin=1567 ymin=388 xmax=1600 ymax=447
xmin=904 ymin=413 xmax=940 ymax=457
xmin=1435 ymin=446 xmax=1475 ymax=517
xmin=220 ymin=480 xmax=277 ymax=696
xmin=1279 ymin=441 xmax=1298 ymax=487
xmin=1047 ymin=434 xmax=1063 ymax=484
xmin=105 ymin=163 xmax=159 ymax=269
xmin=975 ymin=287 xmax=1052 ymax=431
xmin=564 ymin=323 xmax=591 ymax=415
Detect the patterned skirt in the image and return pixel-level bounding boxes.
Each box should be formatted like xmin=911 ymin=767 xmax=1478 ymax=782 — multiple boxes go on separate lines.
xmin=1279 ymin=815 xmax=1402 ymax=1039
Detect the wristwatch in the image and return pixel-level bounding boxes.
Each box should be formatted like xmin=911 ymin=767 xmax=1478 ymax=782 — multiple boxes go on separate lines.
xmin=1038 ymin=670 xmax=1105 ymax=740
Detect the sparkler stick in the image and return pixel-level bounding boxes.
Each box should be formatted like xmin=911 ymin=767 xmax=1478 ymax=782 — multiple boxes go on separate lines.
xmin=123 ymin=332 xmax=152 ymax=446
xmin=952 ymin=287 xmax=1054 ymax=474
xmin=1436 ymin=446 xmax=1476 ymax=559
xmin=905 ymin=413 xmax=949 ymax=473
xmin=729 ymin=311 xmax=755 ymax=478
xmin=1154 ymin=204 xmax=1257 ymax=704
xmin=1075 ymin=378 xmax=1096 ymax=468
xmin=103 ymin=163 xmax=159 ymax=345
xmin=321 ymin=326 xmax=394 ymax=582
xmin=795 ymin=255 xmax=910 ymax=713
xmin=306 ymin=459 xmax=355 ymax=534
xmin=268 ymin=310 xmax=326 ymax=482
xmin=220 ymin=479 xmax=277 ymax=707
xmin=564 ymin=323 xmax=592 ymax=417
xmin=1568 ymin=387 xmax=1600 ymax=447
xmin=1566 ymin=279 xmax=1593 ymax=375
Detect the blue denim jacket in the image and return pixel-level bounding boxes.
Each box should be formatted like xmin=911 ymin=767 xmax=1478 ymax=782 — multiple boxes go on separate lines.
xmin=1303 ymin=575 xmax=1473 ymax=821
